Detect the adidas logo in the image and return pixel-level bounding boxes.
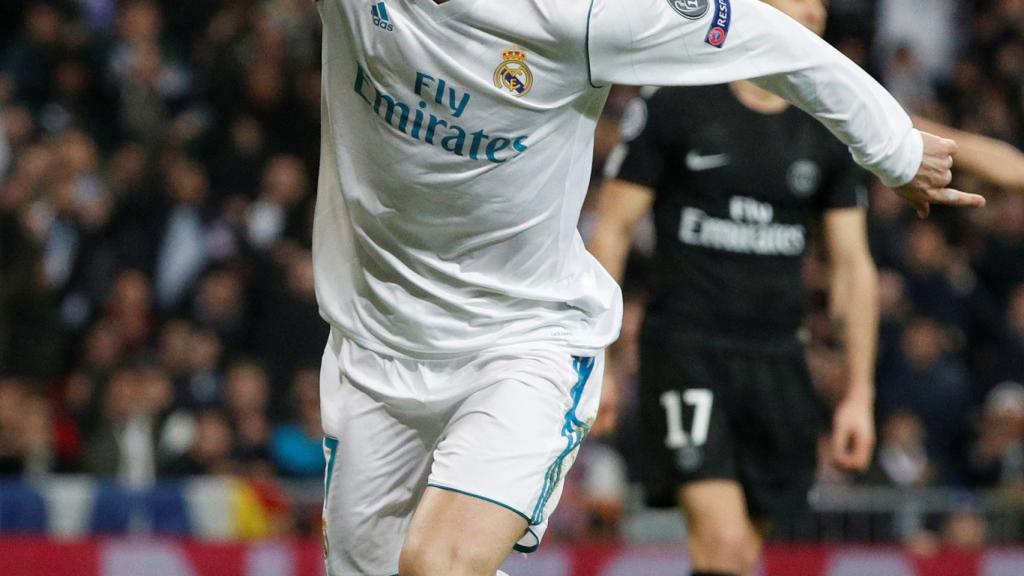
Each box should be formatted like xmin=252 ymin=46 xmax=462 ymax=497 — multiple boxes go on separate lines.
xmin=370 ymin=1 xmax=394 ymax=32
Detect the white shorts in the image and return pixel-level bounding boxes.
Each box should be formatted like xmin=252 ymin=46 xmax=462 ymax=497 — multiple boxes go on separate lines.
xmin=319 ymin=330 xmax=604 ymax=576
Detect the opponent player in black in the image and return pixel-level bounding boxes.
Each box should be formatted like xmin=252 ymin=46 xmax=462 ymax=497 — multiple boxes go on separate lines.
xmin=598 ymin=82 xmax=869 ymax=573
xmin=589 ymin=1 xmax=1023 ymax=575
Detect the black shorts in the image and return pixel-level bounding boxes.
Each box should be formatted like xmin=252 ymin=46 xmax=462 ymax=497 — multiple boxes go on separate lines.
xmin=637 ymin=336 xmax=827 ymax=523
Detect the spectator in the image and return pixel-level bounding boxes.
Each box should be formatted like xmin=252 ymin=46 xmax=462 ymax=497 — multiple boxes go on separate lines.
xmin=876 ymin=0 xmax=961 ymax=84
xmin=998 ymin=286 xmax=1024 ymax=380
xmin=251 ymin=246 xmax=327 ymax=400
xmin=270 ymin=367 xmax=324 ymax=477
xmin=19 ymin=390 xmax=55 ymax=476
xmin=3 ymin=2 xmax=64 ymax=112
xmin=0 ymin=378 xmax=30 ymax=475
xmin=882 ymin=43 xmax=936 ymax=111
xmin=105 ymin=269 xmax=153 ymax=354
xmin=245 ymin=154 xmax=309 ymax=252
xmin=153 ymin=158 xmax=210 ymax=311
xmin=873 ymin=411 xmax=933 ymax=488
xmin=902 ymin=220 xmax=974 ymax=336
xmin=64 ymin=320 xmax=124 ymax=432
xmin=0 ymin=378 xmax=57 ymax=477
xmin=961 ymin=381 xmax=1024 ymax=488
xmin=193 ymin=267 xmax=248 ymax=356
xmin=83 ymin=365 xmax=163 ymax=486
xmin=0 ymin=205 xmax=53 ymax=377
xmin=224 ymin=359 xmax=272 ymax=469
xmin=878 ymin=316 xmax=971 ymax=479
xmin=976 ymin=192 xmax=1024 ymax=302
xmin=164 ymin=408 xmax=235 ymax=476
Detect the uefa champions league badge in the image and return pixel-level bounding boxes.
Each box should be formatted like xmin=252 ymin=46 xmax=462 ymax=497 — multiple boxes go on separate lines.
xmin=704 ymin=0 xmax=732 ymax=48
xmin=493 ymin=49 xmax=533 ymax=97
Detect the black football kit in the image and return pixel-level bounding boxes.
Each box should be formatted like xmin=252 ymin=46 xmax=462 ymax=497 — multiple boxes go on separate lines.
xmin=612 ymin=84 xmax=869 ymax=520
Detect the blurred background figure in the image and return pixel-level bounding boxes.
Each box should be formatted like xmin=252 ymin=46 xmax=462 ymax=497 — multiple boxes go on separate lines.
xmin=878 ymin=316 xmax=970 ymax=480
xmin=873 ymin=411 xmax=933 ymax=488
xmin=961 ymin=382 xmax=1024 ymax=489
xmin=270 ymin=367 xmax=324 ymax=478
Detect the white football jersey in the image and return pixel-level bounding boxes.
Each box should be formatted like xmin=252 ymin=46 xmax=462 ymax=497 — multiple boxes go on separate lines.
xmin=313 ymin=0 xmax=922 ymax=359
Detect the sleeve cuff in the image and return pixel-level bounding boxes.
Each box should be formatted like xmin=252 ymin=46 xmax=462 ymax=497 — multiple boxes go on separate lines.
xmin=875 ymin=129 xmax=924 ymax=188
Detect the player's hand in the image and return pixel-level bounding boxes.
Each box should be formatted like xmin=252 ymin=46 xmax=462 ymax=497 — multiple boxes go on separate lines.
xmin=830 ymin=395 xmax=876 ymax=472
xmin=590 ymin=367 xmax=620 ymax=439
xmin=893 ymin=132 xmax=986 ymax=218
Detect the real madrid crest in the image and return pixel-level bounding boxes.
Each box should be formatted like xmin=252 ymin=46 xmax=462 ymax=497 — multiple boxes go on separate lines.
xmin=494 ymin=49 xmax=533 ymax=97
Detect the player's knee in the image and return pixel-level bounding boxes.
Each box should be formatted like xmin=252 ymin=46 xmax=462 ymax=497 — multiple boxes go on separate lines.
xmin=398 ymin=538 xmax=441 ymax=576
xmin=691 ymin=524 xmax=752 ymax=570
xmin=399 ymin=538 xmax=493 ymax=576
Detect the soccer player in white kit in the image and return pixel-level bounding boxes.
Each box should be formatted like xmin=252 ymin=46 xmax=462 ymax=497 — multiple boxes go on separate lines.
xmin=312 ymin=0 xmax=984 ymax=574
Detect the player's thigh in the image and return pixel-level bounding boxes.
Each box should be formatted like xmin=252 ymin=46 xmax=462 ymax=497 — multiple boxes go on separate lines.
xmin=421 ymin=351 xmax=603 ymax=556
xmin=400 ymin=486 xmax=528 ymax=576
xmin=320 ymin=338 xmax=440 ymax=575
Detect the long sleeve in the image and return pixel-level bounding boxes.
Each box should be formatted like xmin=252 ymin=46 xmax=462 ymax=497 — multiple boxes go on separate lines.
xmin=587 ymin=0 xmax=923 ymax=187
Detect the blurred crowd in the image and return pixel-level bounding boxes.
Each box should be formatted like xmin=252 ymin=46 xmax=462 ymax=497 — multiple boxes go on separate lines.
xmin=0 ymin=0 xmax=1023 ymax=545
xmin=0 ymin=0 xmax=325 ymax=484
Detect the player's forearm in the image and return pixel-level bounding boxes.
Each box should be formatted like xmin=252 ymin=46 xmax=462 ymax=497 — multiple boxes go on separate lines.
xmin=830 ymin=256 xmax=879 ymax=401
xmin=738 ymin=7 xmax=921 ymax=188
xmin=588 ymin=224 xmax=632 ymax=284
xmin=589 ymin=0 xmax=922 ymax=187
xmin=913 ymin=116 xmax=1024 ymax=189
xmin=589 ymin=180 xmax=653 ymax=284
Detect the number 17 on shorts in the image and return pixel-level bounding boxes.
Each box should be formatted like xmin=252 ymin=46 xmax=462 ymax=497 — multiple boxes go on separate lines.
xmin=660 ymin=388 xmax=714 ymax=473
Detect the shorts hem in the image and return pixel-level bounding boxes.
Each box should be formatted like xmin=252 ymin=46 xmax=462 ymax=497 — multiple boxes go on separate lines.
xmin=425 ymin=483 xmax=531 ymax=524
xmin=678 ymin=472 xmax=738 ymax=485
xmin=512 ymin=528 xmax=541 ymax=554
xmin=642 ymin=473 xmax=738 ymax=509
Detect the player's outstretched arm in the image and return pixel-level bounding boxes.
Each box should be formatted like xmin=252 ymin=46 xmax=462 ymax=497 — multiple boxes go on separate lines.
xmin=914 ymin=116 xmax=1024 ymax=191
xmin=586 ymin=0 xmax=985 ymax=214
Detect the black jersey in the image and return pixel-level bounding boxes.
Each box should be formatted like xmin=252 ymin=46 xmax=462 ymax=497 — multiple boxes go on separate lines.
xmin=613 ymin=85 xmax=869 ymax=348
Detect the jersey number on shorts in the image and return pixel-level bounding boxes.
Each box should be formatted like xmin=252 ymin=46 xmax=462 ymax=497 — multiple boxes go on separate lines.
xmin=660 ymin=389 xmax=713 ymax=448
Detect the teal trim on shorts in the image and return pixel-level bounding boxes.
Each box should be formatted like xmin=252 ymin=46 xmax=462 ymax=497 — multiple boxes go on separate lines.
xmin=426 ymin=483 xmax=532 ymax=524
xmin=323 ymin=436 xmax=339 ymax=502
xmin=529 ymin=356 xmax=595 ymax=525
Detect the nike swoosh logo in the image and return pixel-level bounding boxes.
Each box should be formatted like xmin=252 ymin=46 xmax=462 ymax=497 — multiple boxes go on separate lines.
xmin=686 ymin=150 xmax=731 ymax=172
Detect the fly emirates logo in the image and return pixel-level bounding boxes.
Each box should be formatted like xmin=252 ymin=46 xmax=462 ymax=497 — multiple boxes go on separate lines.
xmin=679 ymin=196 xmax=806 ymax=256
xmin=353 ymin=63 xmax=530 ymax=164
